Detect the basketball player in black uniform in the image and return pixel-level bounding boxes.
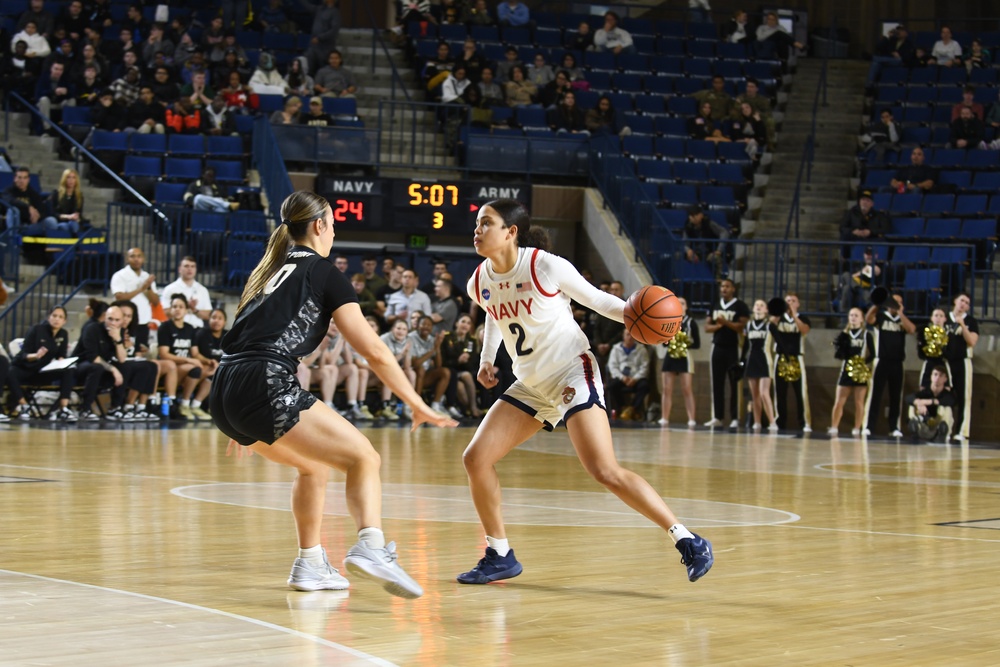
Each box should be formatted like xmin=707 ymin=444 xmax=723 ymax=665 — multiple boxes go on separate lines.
xmin=704 ymin=279 xmax=749 ymax=428
xmin=942 ymin=292 xmax=979 ymax=441
xmin=770 ymin=293 xmax=811 ymax=433
xmin=864 ymin=292 xmax=915 ymax=437
xmin=210 ymin=191 xmax=457 ymax=599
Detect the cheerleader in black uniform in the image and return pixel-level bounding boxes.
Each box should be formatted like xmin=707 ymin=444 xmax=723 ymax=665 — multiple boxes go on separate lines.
xmin=743 ymin=300 xmax=777 ymax=431
xmin=829 ymin=307 xmax=875 ymax=436
xmin=916 ymin=307 xmax=948 ymax=389
xmin=659 ymin=296 xmax=700 ymax=427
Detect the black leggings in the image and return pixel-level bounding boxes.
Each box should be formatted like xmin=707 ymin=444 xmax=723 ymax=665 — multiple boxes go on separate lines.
xmin=111 ymin=361 xmax=159 ymax=406
xmin=866 ymin=358 xmax=904 ymax=433
xmin=6 ymin=365 xmax=77 ymax=404
xmin=711 ymin=345 xmax=740 ymax=422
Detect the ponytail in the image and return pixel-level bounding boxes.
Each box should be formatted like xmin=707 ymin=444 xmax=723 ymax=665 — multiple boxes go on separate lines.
xmin=237 ymin=191 xmax=330 ymax=314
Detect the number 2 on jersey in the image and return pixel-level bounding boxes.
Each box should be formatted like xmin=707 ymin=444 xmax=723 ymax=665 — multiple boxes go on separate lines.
xmin=508 ymin=323 xmax=534 ymax=356
xmin=263 ymin=264 xmax=296 ymax=295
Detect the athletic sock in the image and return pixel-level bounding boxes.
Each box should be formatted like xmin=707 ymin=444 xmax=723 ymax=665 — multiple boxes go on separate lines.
xmin=486 ymin=535 xmax=510 ymax=557
xmin=299 ymin=544 xmax=326 ymax=567
xmin=668 ymin=524 xmax=695 ymax=544
xmin=179 ymin=398 xmax=190 ymax=407
xmin=136 ymin=403 xmax=146 ymax=412
xmin=359 ymin=527 xmax=386 ymax=550
xmin=191 ymin=399 xmax=202 ymax=409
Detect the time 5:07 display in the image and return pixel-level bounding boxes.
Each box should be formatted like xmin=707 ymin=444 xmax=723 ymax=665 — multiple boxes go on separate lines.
xmin=408 ymin=182 xmax=460 ymax=207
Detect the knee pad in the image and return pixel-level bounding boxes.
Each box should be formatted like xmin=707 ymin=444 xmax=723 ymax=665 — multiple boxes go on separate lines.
xmin=188 ymin=367 xmax=202 ymax=379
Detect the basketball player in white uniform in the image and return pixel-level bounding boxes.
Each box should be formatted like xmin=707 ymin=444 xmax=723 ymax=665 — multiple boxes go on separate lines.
xmin=456 ymin=199 xmax=714 ymax=586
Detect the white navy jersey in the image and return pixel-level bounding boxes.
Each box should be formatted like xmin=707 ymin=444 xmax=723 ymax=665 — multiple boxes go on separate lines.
xmin=469 ymin=247 xmax=625 ymax=388
xmin=158 ymin=319 xmax=197 ymax=358
xmin=223 ymin=246 xmax=358 ymax=361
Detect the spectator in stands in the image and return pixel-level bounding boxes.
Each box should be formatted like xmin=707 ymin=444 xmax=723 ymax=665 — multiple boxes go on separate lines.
xmin=890 ymin=147 xmax=936 ymax=193
xmin=504 ymin=65 xmax=536 ymax=107
xmin=90 ymin=87 xmax=127 ymax=131
xmin=17 ymin=0 xmax=54 ymax=41
xmin=704 ymin=279 xmax=749 ymax=429
xmin=548 ymin=91 xmax=589 ymax=136
xmin=497 ymin=0 xmax=529 ymax=27
xmin=123 ymin=4 xmax=148 ymax=42
xmin=150 ymin=66 xmax=179 ymax=104
xmin=527 ymin=53 xmax=554 ymax=88
xmin=905 ymin=365 xmax=954 ymax=443
xmin=440 ymin=313 xmax=483 ymax=418
xmin=721 ymin=10 xmax=749 ymax=44
xmin=607 ymin=327 xmax=650 ymax=421
xmin=455 ymin=38 xmax=487 ymax=83
xmin=179 ymin=50 xmax=209 ymax=86
xmin=300 ymin=96 xmax=334 ymax=126
xmin=838 ymin=246 xmax=882 ymax=314
xmin=376 ymin=262 xmax=404 ymax=316
xmin=56 ymin=0 xmax=87 ymax=42
xmin=110 ymin=65 xmax=140 ymax=106
xmin=730 ymin=101 xmax=767 ymax=160
xmin=388 ymin=0 xmax=434 ymax=45
xmin=585 ymin=94 xmax=630 ymax=137
xmin=11 ymin=21 xmax=51 ymax=59
xmin=539 ymin=69 xmax=572 ymax=108
xmin=439 ymin=0 xmax=462 ymax=25
xmin=209 ymin=31 xmax=247 ymax=65
xmin=173 ymin=31 xmax=198 ymax=68
xmin=2 ymin=41 xmax=42 ymax=104
xmin=259 ymin=0 xmax=295 ymax=33
xmin=429 ymin=277 xmax=459 ymax=334
xmin=354 ymin=256 xmax=385 ymax=296
xmin=283 ymin=57 xmax=314 ymax=97
xmin=303 ymin=0 xmax=342 ymax=75
xmin=103 ymin=27 xmax=134 ymax=64
xmin=493 ymin=46 xmax=519 ymax=84
xmin=183 ymin=167 xmax=237 ymax=212
xmin=861 ymin=108 xmax=900 ymax=166
xmin=109 ymin=48 xmax=140 ymax=83
xmin=140 ymin=23 xmax=173 ymax=69
xmin=5 ymin=305 xmax=79 ymax=422
xmin=165 ymin=96 xmax=202 ymax=133
xmin=248 ymin=52 xmax=286 ymax=96
xmin=160 ymin=256 xmax=212 ymax=327
xmin=732 ymin=78 xmax=774 ymax=149
xmin=179 ymin=70 xmax=214 ymax=110
xmin=333 ymin=254 xmax=349 ymax=272
xmin=951 ymin=85 xmax=984 ymax=121
xmin=950 ymin=105 xmax=984 ymax=149
xmin=930 ymin=26 xmax=961 ymax=67
xmin=688 ymin=0 xmax=711 ymax=23
xmin=408 ymin=315 xmax=452 ymax=415
xmin=477 ymin=66 xmax=505 ymax=107
xmin=590 ymin=280 xmax=624 ymax=373
xmin=594 ymin=11 xmax=634 ymax=55
xmin=86 ymin=0 xmax=113 ymax=30
xmin=157 ymin=294 xmax=212 ymax=420
xmin=77 ymin=43 xmax=108 ymax=86
xmin=869 ymin=24 xmax=914 ymax=84
xmin=1 ymin=167 xmax=60 ymax=236
xmin=200 ymin=95 xmax=238 ymax=135
xmin=271 ymin=94 xmax=302 ymax=124
xmin=840 ymin=190 xmax=887 ymax=246
xmin=75 ymin=65 xmax=102 ymax=106
xmin=943 ymin=292 xmax=978 ymax=442
xmin=566 ymin=20 xmax=594 ymax=52
xmin=314 ymin=49 xmax=357 ymax=98
xmin=559 ymin=53 xmax=584 ymax=82
xmin=377 ymin=318 xmax=414 ymax=415
xmin=964 ymin=38 xmax=991 ymax=73
xmin=683 ymin=205 xmax=728 ymax=274
xmin=49 ymin=168 xmax=87 ymax=234
xmin=70 ymin=301 xmax=128 ymax=421
xmin=441 ymin=65 xmax=471 ymax=104
xmin=110 ymin=247 xmax=158 ymax=326
xmin=688 ymin=101 xmax=731 ymax=143
xmin=693 ymin=75 xmax=734 ymax=121
xmin=350 ymin=273 xmax=378 ymax=317
xmin=218 ymin=71 xmax=257 ymax=114
xmin=386 ymin=268 xmax=433 ymax=325
xmin=212 ymin=49 xmax=251 ymax=90
xmin=985 ymin=90 xmax=1000 ymax=130
xmin=755 ymin=12 xmax=802 ymax=61
xmin=423 ymin=42 xmax=455 ymax=95
xmin=465 ymin=0 xmax=493 ymax=26
xmin=200 ymin=16 xmax=225 ymax=52
xmin=34 ymin=60 xmax=75 ymax=134
xmin=41 ymin=37 xmax=77 ymax=79
xmin=126 ymin=85 xmax=166 ymax=134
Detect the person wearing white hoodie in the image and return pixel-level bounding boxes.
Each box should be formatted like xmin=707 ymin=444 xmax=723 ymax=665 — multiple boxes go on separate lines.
xmin=10 ymin=21 xmax=51 ymax=59
xmin=248 ymin=52 xmax=286 ymax=96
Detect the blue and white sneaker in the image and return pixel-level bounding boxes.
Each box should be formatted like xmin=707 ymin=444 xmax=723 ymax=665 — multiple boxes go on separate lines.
xmin=676 ymin=534 xmax=713 ymax=582
xmin=456 ymin=547 xmax=523 ymax=584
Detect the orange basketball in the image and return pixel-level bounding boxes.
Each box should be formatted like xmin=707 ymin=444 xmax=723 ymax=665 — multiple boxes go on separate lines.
xmin=624 ymin=286 xmax=683 ymax=345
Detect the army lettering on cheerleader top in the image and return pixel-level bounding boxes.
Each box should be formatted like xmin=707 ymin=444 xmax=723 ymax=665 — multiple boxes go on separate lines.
xmin=223 ymin=247 xmax=358 ymax=361
xmin=772 ymin=312 xmax=811 ymax=356
xmin=710 ymin=297 xmax=750 ymax=348
xmin=871 ymin=311 xmax=907 ymax=361
xmin=943 ymin=312 xmax=979 ymax=361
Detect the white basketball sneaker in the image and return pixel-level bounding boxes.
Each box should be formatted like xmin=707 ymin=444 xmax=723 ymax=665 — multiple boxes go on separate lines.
xmin=343 ymin=540 xmax=423 ymax=599
xmin=287 ymin=548 xmax=350 ymax=591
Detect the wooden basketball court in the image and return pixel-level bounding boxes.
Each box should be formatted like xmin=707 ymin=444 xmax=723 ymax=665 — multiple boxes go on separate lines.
xmin=2 ymin=421 xmax=998 ymax=665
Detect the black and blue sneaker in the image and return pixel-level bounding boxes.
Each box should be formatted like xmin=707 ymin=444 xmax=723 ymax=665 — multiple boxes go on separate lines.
xmin=676 ymin=534 xmax=714 ymax=582
xmin=456 ymin=547 xmax=523 ymax=584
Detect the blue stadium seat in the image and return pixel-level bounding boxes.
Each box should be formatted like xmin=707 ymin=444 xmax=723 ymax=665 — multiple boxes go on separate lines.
xmin=906 ymin=87 xmax=937 ymax=105
xmin=657 ymin=208 xmax=688 ymax=230
xmin=621 ymin=113 xmax=655 ymax=134
xmin=235 ymin=31 xmax=261 ymax=49
xmin=644 ymin=76 xmax=673 ymax=95
xmin=700 ymin=185 xmax=738 ymax=209
xmin=613 ymin=73 xmax=644 ymax=93
xmin=618 ymin=54 xmax=650 ymax=73
xmin=655 ymin=35 xmax=684 ymax=56
xmin=921 ymin=194 xmax=954 ymax=215
xmin=686 ymin=41 xmax=715 ymax=58
xmin=633 ymin=95 xmax=664 ymax=115
xmin=938 ymin=67 xmax=967 ymax=85
xmin=256 ymin=94 xmax=285 ymax=114
xmin=92 ymin=129 xmax=129 ymax=154
xmin=929 ymin=246 xmax=969 ymax=264
xmin=717 ymin=142 xmax=752 ymax=164
xmin=672 ymin=162 xmax=709 ymax=184
xmin=584 ymin=70 xmax=612 ymax=90
xmin=234 ymin=114 xmax=255 ymax=135
xmin=606 ymin=92 xmax=633 ymax=111
xmin=892 ymin=246 xmax=930 ymax=264
xmin=651 ymin=56 xmax=683 ymax=75
xmin=439 ymin=23 xmax=467 ymax=41
xmin=901 ymin=106 xmax=931 ymax=125
xmin=863 ymin=169 xmax=894 ymax=189
xmin=470 ymin=25 xmax=499 ymax=43
xmin=323 ymin=97 xmax=357 ymax=117
xmin=709 ymin=163 xmax=747 ymax=185
xmin=937 ymin=87 xmax=963 ymax=104
xmin=851 ymin=244 xmax=889 ymax=261
xmin=654 ymin=117 xmax=688 ymax=138
xmin=515 ymin=106 xmax=547 ymax=128
xmin=666 ymin=97 xmax=696 ymax=116
xmin=954 ymin=194 xmax=987 ymax=216
xmin=226 ymin=238 xmax=265 ymax=287
xmin=637 ymin=160 xmax=673 ymax=182
xmin=164 ymin=157 xmax=202 ymax=181
xmin=205 ymin=135 xmax=244 ymax=159
xmin=879 ymin=67 xmax=908 ymax=84
xmin=584 ymin=51 xmax=616 ymax=71
xmin=965 ymin=150 xmax=999 ymax=170
xmin=622 ymin=135 xmax=655 ymax=156
xmin=655 ymin=20 xmax=685 ymax=37
xmin=206 ymin=160 xmax=245 ymax=184
xmin=262 ymin=32 xmax=296 ymax=51
xmin=154 ymin=182 xmax=187 ymax=204
xmin=929 ymin=149 xmax=965 ymax=168
xmin=129 ymin=132 xmax=166 ymax=156
xmin=61 ymin=106 xmax=93 ymax=127
xmin=168 ymin=134 xmax=205 ymax=157
xmin=717 ymin=42 xmax=746 ymax=60
xmin=969 ymin=68 xmax=998 ymax=85
xmin=887 ymin=217 xmax=925 ymax=239
xmin=661 ymin=184 xmax=699 ymax=207
xmin=230 ymin=209 xmax=269 ymax=237
xmin=901 ymin=127 xmax=931 ymax=145
xmin=122 ymin=155 xmax=161 ymax=178
xmin=714 ymin=60 xmax=743 ymax=80
xmin=931 ymin=126 xmax=951 ymax=145
xmin=632 ymin=34 xmax=656 ymax=54
xmin=890 ymin=193 xmax=923 ymax=214
xmin=908 ymin=67 xmax=938 ymax=84
xmin=959 ymin=218 xmax=997 ymax=239
xmin=501 ymin=26 xmax=530 ymax=44
xmin=686 ymin=140 xmax=718 ymax=162
xmin=654 ymin=136 xmax=686 ymax=158
xmin=922 ymin=218 xmax=961 ymax=239
xmin=683 ymin=59 xmax=713 ymax=78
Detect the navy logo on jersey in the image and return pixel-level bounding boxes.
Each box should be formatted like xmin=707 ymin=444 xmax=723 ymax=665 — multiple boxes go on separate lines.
xmin=481 ymin=288 xmax=491 ymax=301
xmin=561 ymin=387 xmax=576 ymax=404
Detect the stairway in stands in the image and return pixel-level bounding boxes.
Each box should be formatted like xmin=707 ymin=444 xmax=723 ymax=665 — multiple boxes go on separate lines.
xmin=737 ymin=59 xmax=868 ymax=312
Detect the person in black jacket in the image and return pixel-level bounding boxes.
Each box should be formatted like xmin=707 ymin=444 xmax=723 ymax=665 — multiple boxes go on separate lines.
xmin=905 ymin=365 xmax=955 ymax=443
xmin=864 ymin=292 xmax=916 ymax=437
xmin=683 ymin=205 xmax=729 ymax=275
xmin=839 ymin=190 xmax=888 ymax=260
xmin=126 ymin=85 xmax=165 ymax=134
xmin=547 ymin=91 xmax=589 ymax=135
xmin=868 ymin=24 xmax=915 ymax=84
xmin=949 ymin=105 xmax=984 ymax=149
xmin=6 ymin=305 xmax=81 ymax=421
xmin=70 ymin=299 xmax=127 ymax=421
xmin=89 ymin=88 xmax=128 ymax=132
xmin=704 ymin=278 xmax=750 ymax=428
